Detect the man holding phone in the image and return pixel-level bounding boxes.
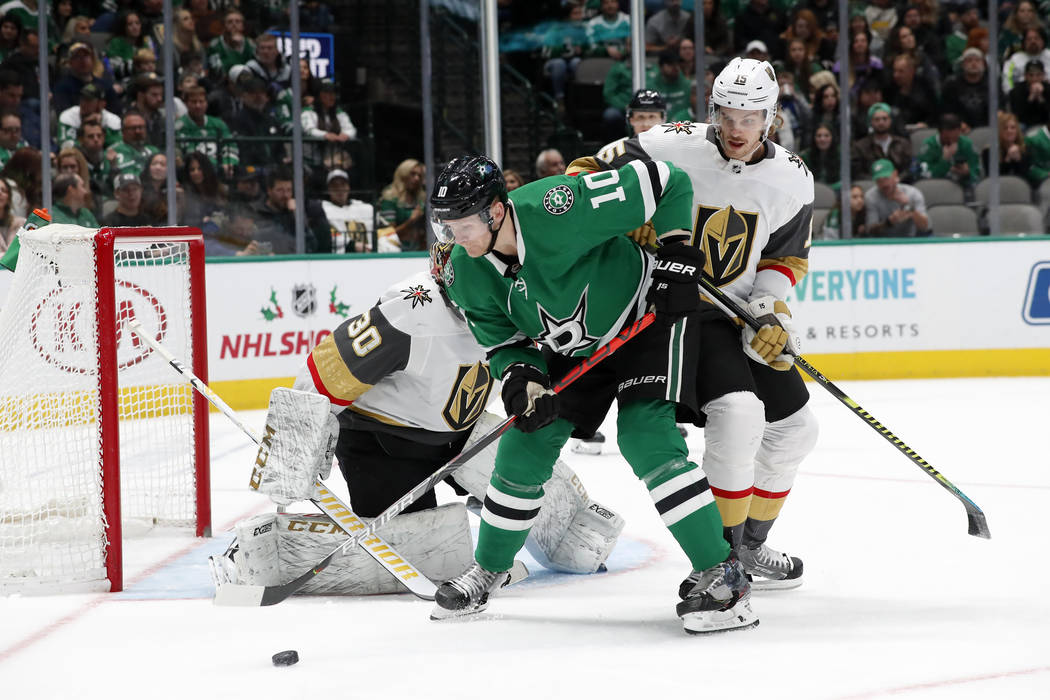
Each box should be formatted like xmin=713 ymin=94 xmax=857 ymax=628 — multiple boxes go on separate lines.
xmin=247 ymin=167 xmax=333 ymax=254
xmin=865 ymin=159 xmax=930 ymax=237
xmin=917 ymin=112 xmax=982 ymax=194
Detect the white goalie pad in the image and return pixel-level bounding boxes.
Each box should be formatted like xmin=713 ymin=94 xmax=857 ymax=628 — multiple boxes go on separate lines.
xmin=212 ymin=503 xmax=473 ymax=596
xmin=457 ymin=412 xmax=625 ymax=574
xmin=251 ymin=388 xmax=339 ymax=505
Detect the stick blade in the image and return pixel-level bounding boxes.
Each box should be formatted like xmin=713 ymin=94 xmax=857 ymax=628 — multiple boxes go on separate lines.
xmin=213 ymin=582 xmax=266 ymax=607
xmin=967 ymin=508 xmax=992 ymax=539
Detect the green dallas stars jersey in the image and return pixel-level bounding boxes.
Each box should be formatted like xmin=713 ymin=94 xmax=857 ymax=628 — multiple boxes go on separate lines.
xmin=444 ymin=159 xmax=693 ymax=380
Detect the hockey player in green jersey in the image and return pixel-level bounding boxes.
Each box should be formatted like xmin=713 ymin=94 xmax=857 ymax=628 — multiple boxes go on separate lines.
xmin=428 ymin=155 xmax=758 ymax=634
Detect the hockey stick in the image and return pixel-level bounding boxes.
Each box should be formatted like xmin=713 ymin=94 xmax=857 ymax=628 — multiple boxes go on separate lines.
xmin=225 ymin=311 xmax=658 ymax=606
xmin=127 ymin=320 xmax=439 ymax=600
xmin=695 ymin=278 xmax=991 ymax=539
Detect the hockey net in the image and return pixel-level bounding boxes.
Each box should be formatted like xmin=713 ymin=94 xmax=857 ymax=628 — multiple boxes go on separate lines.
xmin=0 ymin=225 xmax=210 ymax=594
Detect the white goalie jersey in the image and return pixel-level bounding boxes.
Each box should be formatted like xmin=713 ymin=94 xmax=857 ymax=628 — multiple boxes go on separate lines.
xmin=599 ymin=122 xmax=814 ymax=304
xmin=296 ymin=270 xmax=494 ymax=443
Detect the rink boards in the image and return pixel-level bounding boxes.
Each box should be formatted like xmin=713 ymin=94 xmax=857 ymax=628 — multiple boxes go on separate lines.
xmin=3 ymin=237 xmax=1048 ymax=409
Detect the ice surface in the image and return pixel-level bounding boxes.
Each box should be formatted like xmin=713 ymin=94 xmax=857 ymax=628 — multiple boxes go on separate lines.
xmin=2 ymin=377 xmax=1047 ymax=699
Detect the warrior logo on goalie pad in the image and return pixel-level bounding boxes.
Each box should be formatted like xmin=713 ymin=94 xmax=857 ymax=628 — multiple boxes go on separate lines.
xmin=442 ymin=362 xmax=494 ymax=431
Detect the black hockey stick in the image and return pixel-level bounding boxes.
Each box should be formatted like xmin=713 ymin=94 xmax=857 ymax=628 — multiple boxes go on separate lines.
xmin=231 ymin=311 xmax=658 ymax=606
xmin=697 ymin=277 xmax=990 ymax=539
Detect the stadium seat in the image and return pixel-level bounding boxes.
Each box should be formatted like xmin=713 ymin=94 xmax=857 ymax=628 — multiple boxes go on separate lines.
xmin=974 ymin=176 xmax=1034 ymax=204
xmin=996 ymin=204 xmax=1046 ymax=236
xmin=967 ymin=126 xmax=993 ymax=153
xmin=813 ymin=182 xmax=835 ymax=208
xmin=569 ymin=58 xmax=616 ymax=140
xmin=927 ymin=204 xmax=979 ymax=237
xmin=853 ymin=179 xmax=874 ymax=194
xmin=812 ymin=207 xmax=829 ymax=236
xmin=909 ymin=127 xmax=937 ymax=154
xmin=1038 ymin=179 xmax=1050 ymax=226
xmin=914 ymin=178 xmax=965 ymax=206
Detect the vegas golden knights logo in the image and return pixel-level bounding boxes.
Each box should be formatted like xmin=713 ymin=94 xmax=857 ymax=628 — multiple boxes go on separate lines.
xmin=442 ymin=362 xmax=494 ymax=430
xmin=694 ymin=204 xmax=759 ymax=286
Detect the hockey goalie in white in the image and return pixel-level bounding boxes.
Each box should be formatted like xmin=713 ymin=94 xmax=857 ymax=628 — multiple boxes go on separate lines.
xmin=212 ymin=243 xmax=624 ymax=598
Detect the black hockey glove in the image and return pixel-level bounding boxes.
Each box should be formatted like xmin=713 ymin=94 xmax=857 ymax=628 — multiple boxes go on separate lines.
xmin=501 ymin=363 xmax=559 ymax=433
xmin=646 ymin=242 xmax=705 ymax=327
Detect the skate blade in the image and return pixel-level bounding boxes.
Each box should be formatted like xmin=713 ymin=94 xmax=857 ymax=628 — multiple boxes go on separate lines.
xmin=749 ymin=575 xmax=803 ymax=591
xmin=680 ymin=599 xmax=759 ymax=635
xmin=429 ymin=602 xmax=490 ymax=621
xmin=570 ymin=440 xmax=603 ymax=455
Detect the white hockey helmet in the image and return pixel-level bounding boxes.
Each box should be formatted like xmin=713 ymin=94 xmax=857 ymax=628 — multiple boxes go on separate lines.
xmin=709 ymin=57 xmax=780 ymax=137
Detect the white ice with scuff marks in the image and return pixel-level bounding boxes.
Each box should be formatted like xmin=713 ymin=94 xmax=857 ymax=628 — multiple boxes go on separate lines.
xmin=1 ymin=377 xmax=1048 ymax=700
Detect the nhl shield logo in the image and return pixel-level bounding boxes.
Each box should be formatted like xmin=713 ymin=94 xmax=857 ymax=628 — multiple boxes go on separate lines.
xmin=292 ymin=284 xmax=318 ymax=317
xmin=543 ymin=185 xmax=574 ymax=215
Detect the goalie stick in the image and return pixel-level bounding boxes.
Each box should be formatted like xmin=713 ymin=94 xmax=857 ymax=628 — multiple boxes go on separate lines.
xmin=215 ymin=311 xmax=658 ymax=606
xmin=695 ymin=278 xmax=991 ymax=540
xmin=128 ymin=320 xmax=439 ymax=600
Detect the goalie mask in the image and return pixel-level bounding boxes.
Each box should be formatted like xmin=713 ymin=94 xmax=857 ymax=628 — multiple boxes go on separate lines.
xmin=709 ymin=57 xmax=779 ymax=160
xmin=430 ymin=239 xmax=454 ymax=287
xmin=430 ymin=155 xmax=508 ymax=251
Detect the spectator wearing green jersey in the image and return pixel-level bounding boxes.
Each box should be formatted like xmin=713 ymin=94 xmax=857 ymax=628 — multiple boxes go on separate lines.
xmin=106 ymin=11 xmax=157 ymax=82
xmin=106 ymin=109 xmax=159 ymax=178
xmin=0 ymin=112 xmax=25 ymax=168
xmin=646 ymin=49 xmax=693 ymax=121
xmin=50 ymin=173 xmax=97 ymax=228
xmin=917 ymin=113 xmax=982 ymax=193
xmin=206 ymin=9 xmax=253 ymax=79
xmin=57 ymin=83 xmax=121 ymax=151
xmin=177 ymin=85 xmax=238 ymax=177
xmin=76 ymin=117 xmax=113 ymax=199
xmin=1025 ymin=115 xmax=1050 ymax=186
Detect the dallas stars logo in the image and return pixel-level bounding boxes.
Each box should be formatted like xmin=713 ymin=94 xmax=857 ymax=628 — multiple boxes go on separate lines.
xmin=536 ymin=288 xmax=598 ymax=354
xmin=401 ymin=285 xmax=433 ymax=308
xmin=663 ymin=121 xmax=695 ymax=134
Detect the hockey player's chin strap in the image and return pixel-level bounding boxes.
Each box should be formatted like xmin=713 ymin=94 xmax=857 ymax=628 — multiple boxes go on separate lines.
xmin=481 ymin=201 xmax=507 ymax=256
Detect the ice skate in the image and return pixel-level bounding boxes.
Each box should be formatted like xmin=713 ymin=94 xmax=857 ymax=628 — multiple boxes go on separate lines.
xmin=430 ymin=561 xmax=527 ymax=620
xmin=571 ymin=430 xmax=606 ymax=455
xmin=735 ymin=542 xmax=803 ymax=591
xmin=676 ymin=554 xmax=758 ymax=634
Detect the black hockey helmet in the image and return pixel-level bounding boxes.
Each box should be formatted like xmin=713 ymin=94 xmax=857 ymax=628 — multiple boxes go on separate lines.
xmin=430 ymin=155 xmax=507 ymax=221
xmin=627 ymin=89 xmax=667 ymax=118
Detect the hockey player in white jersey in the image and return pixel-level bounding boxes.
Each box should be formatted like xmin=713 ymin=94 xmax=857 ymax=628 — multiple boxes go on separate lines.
xmin=596 ymin=57 xmax=819 ymax=590
xmin=218 ymin=243 xmax=625 ymax=596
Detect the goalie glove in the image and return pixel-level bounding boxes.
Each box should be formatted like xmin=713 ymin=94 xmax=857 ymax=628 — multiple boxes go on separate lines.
xmin=646 ymin=238 xmax=704 ymax=327
xmin=740 ymin=296 xmax=800 ymax=371
xmin=501 ymin=363 xmax=559 ymax=433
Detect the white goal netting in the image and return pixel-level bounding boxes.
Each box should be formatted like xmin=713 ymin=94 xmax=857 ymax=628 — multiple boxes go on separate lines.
xmin=0 ymin=225 xmax=206 ymax=594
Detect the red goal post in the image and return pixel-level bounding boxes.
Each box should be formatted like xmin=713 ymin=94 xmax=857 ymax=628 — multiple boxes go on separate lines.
xmin=0 ymin=225 xmax=211 ymax=594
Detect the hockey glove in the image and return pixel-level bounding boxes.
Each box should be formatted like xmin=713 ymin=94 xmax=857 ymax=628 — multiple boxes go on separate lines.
xmin=646 ymin=241 xmax=704 ymax=327
xmin=626 ymin=220 xmax=657 ymax=250
xmin=501 ymin=363 xmax=559 ymax=433
xmin=740 ymin=296 xmax=800 ymax=371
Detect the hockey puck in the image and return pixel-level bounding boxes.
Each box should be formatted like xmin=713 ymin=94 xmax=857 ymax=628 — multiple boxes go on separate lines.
xmin=272 ymin=650 xmax=299 ymax=666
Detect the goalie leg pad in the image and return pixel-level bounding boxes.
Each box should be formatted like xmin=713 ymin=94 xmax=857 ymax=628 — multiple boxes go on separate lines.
xmin=218 ymin=503 xmax=473 ymax=596
xmin=251 ymin=388 xmax=338 ymax=506
xmin=459 ymin=412 xmax=624 ymax=574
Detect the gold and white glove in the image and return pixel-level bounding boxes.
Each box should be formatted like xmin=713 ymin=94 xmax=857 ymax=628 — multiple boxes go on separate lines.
xmin=740 ymin=296 xmax=799 ymax=371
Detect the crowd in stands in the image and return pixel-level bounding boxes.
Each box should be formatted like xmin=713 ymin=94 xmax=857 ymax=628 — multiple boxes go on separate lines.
xmin=494 ymin=0 xmax=1050 ymax=237
xmin=0 ymin=0 xmax=1047 ymax=253
xmin=0 ymin=0 xmax=395 ymax=258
